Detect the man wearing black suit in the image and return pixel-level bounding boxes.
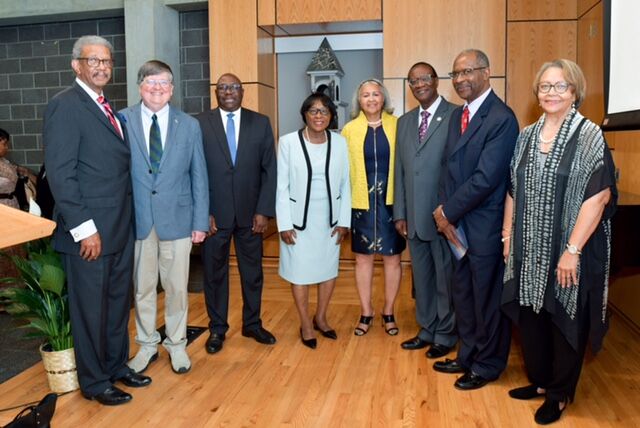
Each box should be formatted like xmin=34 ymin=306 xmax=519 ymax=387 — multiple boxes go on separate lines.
xmin=433 ymin=49 xmax=518 ymax=390
xmin=43 ymin=35 xmax=150 ymax=405
xmin=196 ymin=73 xmax=277 ymax=354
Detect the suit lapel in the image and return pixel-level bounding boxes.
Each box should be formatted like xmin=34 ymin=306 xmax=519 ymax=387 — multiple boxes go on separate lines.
xmin=207 ymin=108 xmax=234 ymax=167
xmin=417 ymin=101 xmax=448 ymax=152
xmin=73 ymin=83 xmax=124 ymax=141
xmin=449 ymin=92 xmax=495 ymax=157
xmin=236 ymin=108 xmax=251 ymax=166
xmin=160 ymin=107 xmax=179 ymax=170
xmin=128 ymin=103 xmax=151 ymax=168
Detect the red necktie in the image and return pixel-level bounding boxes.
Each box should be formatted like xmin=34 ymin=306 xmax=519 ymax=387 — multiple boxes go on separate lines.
xmin=98 ymin=96 xmax=123 ymax=138
xmin=460 ymin=105 xmax=469 ymax=134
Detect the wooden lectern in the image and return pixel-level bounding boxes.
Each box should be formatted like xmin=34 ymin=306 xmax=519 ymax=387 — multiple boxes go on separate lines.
xmin=0 ymin=204 xmax=56 ymax=250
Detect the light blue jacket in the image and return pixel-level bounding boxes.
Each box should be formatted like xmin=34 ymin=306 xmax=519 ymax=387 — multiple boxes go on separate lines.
xmin=119 ymin=103 xmax=209 ymax=241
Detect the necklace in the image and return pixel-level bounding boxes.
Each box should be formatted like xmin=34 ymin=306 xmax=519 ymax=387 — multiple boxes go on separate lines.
xmin=304 ymin=127 xmax=327 ymax=144
xmin=367 ymin=118 xmax=382 ymax=127
xmin=539 ymin=133 xmax=555 ymax=144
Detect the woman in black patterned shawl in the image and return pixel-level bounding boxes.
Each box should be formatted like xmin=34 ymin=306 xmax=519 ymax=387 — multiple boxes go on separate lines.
xmin=501 ymin=59 xmax=617 ymax=425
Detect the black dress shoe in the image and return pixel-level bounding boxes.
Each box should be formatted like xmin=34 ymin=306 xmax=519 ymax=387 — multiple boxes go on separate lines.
xmin=433 ymin=358 xmax=465 ymax=373
xmin=454 ymin=371 xmax=490 ymax=390
xmin=113 ymin=371 xmax=152 ymax=388
xmin=313 ymin=318 xmax=337 ymax=340
xmin=90 ymin=386 xmax=132 ymax=406
xmin=206 ymin=332 xmax=225 ymax=354
xmin=242 ymin=326 xmax=276 ymax=344
xmin=426 ymin=343 xmax=451 ymax=359
xmin=534 ymin=398 xmax=567 ymax=425
xmin=300 ymin=328 xmax=317 ymax=349
xmin=509 ymin=384 xmax=545 ymax=400
xmin=401 ymin=336 xmax=429 ymax=350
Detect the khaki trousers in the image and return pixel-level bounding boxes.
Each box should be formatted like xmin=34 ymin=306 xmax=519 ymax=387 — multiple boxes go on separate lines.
xmin=133 ymin=227 xmax=192 ymax=351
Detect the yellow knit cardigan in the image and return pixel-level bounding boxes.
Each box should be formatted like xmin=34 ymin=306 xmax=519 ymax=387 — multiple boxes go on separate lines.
xmin=341 ymin=111 xmax=397 ymax=210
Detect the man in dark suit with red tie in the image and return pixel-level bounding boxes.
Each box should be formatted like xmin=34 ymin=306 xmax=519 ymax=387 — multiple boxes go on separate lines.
xmin=196 ymin=73 xmax=277 ymax=354
xmin=43 ymin=35 xmax=150 ymax=405
xmin=433 ymin=49 xmax=519 ymax=390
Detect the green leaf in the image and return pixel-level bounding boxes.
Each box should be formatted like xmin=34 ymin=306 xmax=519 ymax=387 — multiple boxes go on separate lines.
xmin=40 ymin=265 xmax=65 ymax=296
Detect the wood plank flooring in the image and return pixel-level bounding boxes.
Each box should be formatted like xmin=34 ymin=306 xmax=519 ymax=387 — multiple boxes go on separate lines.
xmin=0 ymin=263 xmax=638 ymax=427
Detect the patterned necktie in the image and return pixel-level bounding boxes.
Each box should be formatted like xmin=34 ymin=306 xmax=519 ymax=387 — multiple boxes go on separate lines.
xmin=97 ymin=96 xmax=122 ymax=138
xmin=149 ymin=114 xmax=163 ymax=174
xmin=418 ymin=110 xmax=430 ymax=141
xmin=460 ymin=105 xmax=470 ymax=134
xmin=226 ymin=113 xmax=237 ymax=165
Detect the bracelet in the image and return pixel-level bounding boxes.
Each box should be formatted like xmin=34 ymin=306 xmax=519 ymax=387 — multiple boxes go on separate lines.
xmin=501 ymin=236 xmax=510 ymax=242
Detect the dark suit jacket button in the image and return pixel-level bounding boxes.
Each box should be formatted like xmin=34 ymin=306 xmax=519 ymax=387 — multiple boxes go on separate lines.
xmin=152 ymin=191 xmax=157 ymax=195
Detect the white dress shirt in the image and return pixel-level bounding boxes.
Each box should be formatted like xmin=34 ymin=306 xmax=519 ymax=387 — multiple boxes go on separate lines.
xmin=141 ymin=102 xmax=170 ymax=152
xmin=219 ymin=107 xmax=241 ymax=148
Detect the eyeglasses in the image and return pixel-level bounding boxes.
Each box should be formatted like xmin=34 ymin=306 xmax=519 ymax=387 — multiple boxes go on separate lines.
xmin=537 ymin=82 xmax=572 ymax=94
xmin=447 ymin=67 xmax=486 ymax=80
xmin=307 ymin=108 xmax=330 ymax=116
xmin=216 ymin=83 xmax=242 ymax=93
xmin=77 ymin=57 xmax=114 ymax=68
xmin=408 ymin=75 xmax=434 ymax=87
xmin=143 ymin=79 xmax=172 ymax=88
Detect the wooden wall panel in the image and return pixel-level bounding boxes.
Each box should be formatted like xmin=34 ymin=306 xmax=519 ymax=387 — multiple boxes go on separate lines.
xmin=508 ymin=0 xmax=577 ymax=21
xmin=276 ymin=0 xmax=381 ymax=24
xmin=578 ymin=0 xmax=600 ymax=17
xmin=382 ymin=78 xmax=404 ymax=116
xmin=258 ymin=27 xmax=275 ymax=87
xmin=209 ymin=0 xmax=258 ymax=82
xmin=506 ymin=21 xmax=577 ymax=128
xmin=383 ymin=0 xmax=506 ymax=79
xmin=258 ymin=0 xmax=276 ymax=26
xmin=577 ymin=1 xmax=603 ymax=124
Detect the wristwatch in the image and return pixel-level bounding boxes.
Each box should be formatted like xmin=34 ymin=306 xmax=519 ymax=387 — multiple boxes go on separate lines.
xmin=566 ymin=243 xmax=582 ymax=255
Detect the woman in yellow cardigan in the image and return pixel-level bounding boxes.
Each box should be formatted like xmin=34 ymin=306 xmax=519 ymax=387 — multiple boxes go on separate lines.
xmin=342 ymin=79 xmax=406 ymax=336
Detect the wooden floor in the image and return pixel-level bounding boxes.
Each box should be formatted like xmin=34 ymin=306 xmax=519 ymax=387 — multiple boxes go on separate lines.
xmin=1 ymin=263 xmax=639 ymax=427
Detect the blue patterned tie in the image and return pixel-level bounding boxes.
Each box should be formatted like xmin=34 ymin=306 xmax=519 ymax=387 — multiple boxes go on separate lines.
xmin=149 ymin=114 xmax=162 ymax=174
xmin=226 ymin=113 xmax=237 ymax=165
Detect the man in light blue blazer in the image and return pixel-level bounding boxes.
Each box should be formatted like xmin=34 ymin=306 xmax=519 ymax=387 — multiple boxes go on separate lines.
xmin=119 ymin=60 xmax=209 ymax=375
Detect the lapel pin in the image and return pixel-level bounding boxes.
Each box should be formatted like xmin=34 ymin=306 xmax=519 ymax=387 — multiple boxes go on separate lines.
xmin=436 ymin=117 xmax=442 ymax=121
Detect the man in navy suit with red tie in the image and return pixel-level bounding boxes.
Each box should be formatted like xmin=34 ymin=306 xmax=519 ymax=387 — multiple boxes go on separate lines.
xmin=433 ymin=49 xmax=519 ymax=390
xmin=44 ymin=35 xmax=151 ymax=405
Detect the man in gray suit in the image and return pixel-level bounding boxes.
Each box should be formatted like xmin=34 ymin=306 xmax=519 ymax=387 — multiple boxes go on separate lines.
xmin=394 ymin=62 xmax=457 ymax=359
xmin=43 ymin=35 xmax=150 ymax=406
xmin=119 ymin=61 xmax=208 ymax=375
xmin=196 ymin=73 xmax=277 ymax=354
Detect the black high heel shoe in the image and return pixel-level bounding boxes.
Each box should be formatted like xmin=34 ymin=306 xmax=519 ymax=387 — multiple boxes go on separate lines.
xmin=354 ymin=314 xmax=374 ymax=336
xmin=381 ymin=314 xmax=399 ymax=336
xmin=313 ymin=318 xmax=338 ymax=340
xmin=299 ymin=328 xmax=317 ymax=349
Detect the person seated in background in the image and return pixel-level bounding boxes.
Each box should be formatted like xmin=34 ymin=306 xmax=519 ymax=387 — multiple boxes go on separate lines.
xmin=276 ymin=92 xmax=351 ymax=349
xmin=0 ymin=128 xmax=37 ymax=211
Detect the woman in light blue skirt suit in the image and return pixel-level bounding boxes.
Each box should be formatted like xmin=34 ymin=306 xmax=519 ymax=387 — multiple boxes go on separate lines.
xmin=276 ymin=93 xmax=351 ymax=349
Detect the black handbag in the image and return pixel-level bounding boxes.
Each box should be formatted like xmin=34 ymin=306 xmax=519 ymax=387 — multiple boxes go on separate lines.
xmin=3 ymin=393 xmax=57 ymax=428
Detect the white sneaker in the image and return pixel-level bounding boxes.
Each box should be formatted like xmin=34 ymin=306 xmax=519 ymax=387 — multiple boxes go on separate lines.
xmin=165 ymin=347 xmax=191 ymax=374
xmin=127 ymin=347 xmax=159 ymax=373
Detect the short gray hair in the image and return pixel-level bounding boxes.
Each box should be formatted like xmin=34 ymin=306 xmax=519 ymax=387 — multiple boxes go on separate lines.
xmin=137 ymin=60 xmax=173 ymax=85
xmin=350 ymin=78 xmax=394 ymax=119
xmin=72 ymin=35 xmax=113 ymax=59
xmin=457 ymin=48 xmax=490 ymax=68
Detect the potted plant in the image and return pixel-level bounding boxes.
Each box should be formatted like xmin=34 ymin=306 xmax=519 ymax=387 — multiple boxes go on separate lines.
xmin=0 ymin=238 xmax=79 ymax=393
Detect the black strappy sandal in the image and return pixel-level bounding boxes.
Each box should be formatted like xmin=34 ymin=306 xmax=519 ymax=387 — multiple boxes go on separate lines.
xmin=354 ymin=314 xmax=374 ymax=336
xmin=381 ymin=314 xmax=399 ymax=336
